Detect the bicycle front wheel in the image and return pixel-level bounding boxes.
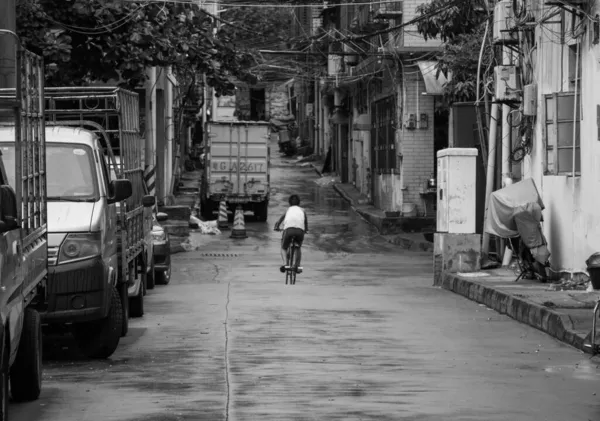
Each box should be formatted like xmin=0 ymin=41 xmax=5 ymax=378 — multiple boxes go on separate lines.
xmin=286 ymin=247 xmax=295 ymax=285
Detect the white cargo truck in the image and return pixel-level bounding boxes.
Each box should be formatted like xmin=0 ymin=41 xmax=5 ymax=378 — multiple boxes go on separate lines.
xmin=201 ymin=121 xmax=271 ymax=221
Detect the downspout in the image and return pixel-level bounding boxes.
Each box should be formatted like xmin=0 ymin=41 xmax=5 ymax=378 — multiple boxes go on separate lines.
xmin=501 ymin=48 xmax=512 ymax=186
xmin=165 ymin=66 xmax=174 ymax=198
xmin=145 ymin=67 xmax=157 ymax=171
xmin=571 ymin=39 xmax=580 ymax=271
xmin=481 ymin=102 xmax=500 ymax=260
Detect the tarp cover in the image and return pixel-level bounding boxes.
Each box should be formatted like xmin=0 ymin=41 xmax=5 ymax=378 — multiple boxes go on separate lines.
xmin=485 ymin=178 xmax=544 ymax=238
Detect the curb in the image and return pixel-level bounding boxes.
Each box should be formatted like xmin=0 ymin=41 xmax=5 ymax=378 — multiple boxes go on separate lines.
xmin=387 ymin=235 xmax=434 ymax=252
xmin=440 ymin=272 xmax=589 ymax=353
xmin=310 ymin=163 xmax=323 ymax=177
xmin=333 ymin=184 xmax=434 ymax=251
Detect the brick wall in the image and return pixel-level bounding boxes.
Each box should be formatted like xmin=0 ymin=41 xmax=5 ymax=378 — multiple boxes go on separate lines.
xmin=399 ymin=67 xmax=435 ymax=215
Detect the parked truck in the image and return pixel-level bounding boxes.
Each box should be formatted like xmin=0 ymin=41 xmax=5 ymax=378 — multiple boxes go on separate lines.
xmin=38 ymin=87 xmax=153 ymax=358
xmin=201 ymin=121 xmax=271 ymax=221
xmin=0 ymin=45 xmax=47 ymax=417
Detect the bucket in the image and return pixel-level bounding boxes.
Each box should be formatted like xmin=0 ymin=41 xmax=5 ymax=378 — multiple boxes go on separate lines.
xmin=402 ymin=203 xmax=417 ymax=217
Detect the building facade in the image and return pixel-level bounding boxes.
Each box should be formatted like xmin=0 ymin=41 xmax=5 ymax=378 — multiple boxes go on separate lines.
xmin=294 ymin=0 xmax=447 ymax=217
xmin=515 ymin=0 xmax=599 ymax=272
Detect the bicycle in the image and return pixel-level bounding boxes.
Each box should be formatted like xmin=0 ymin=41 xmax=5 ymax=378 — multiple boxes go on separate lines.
xmin=275 ymin=228 xmax=303 ymax=285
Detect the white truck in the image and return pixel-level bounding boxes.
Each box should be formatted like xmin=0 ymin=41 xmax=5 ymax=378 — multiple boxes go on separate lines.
xmin=37 ymin=87 xmax=153 ymax=358
xmin=201 ymin=121 xmax=271 ymax=221
xmin=0 ymin=45 xmax=47 ymax=417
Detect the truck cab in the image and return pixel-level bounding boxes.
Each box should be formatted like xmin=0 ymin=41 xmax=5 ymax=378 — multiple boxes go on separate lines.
xmin=0 ymin=126 xmax=132 ymax=359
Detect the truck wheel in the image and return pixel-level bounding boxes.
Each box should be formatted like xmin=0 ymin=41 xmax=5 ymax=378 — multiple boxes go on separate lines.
xmin=130 ymin=283 xmax=144 ymax=318
xmin=146 ymin=258 xmax=155 ymax=290
xmin=254 ymin=201 xmax=269 ymax=222
xmin=201 ymin=198 xmax=214 ymax=220
xmin=73 ymin=286 xmax=123 ymax=359
xmin=120 ymin=281 xmax=129 ymax=337
xmin=10 ymin=308 xmax=42 ymax=402
xmin=0 ymin=337 xmax=8 ymax=421
xmin=156 ymin=262 xmax=171 ymax=286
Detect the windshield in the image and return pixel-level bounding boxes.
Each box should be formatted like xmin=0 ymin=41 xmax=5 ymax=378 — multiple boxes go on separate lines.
xmin=0 ymin=143 xmax=99 ymax=202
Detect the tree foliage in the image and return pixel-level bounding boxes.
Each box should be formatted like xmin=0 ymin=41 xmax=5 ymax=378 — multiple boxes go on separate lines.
xmin=16 ymin=0 xmax=257 ymax=95
xmin=416 ymin=0 xmax=487 ymax=42
xmin=415 ymin=0 xmax=492 ymax=103
xmin=436 ymin=25 xmax=495 ymax=103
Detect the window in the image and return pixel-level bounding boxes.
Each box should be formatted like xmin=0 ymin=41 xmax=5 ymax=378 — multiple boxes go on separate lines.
xmin=544 ymin=92 xmax=581 ymax=175
xmin=371 ymin=97 xmax=397 ymax=173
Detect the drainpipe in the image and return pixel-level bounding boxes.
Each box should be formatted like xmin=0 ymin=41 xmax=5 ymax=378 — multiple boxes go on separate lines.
xmin=501 ymin=48 xmax=512 ymax=185
xmin=145 ymin=67 xmax=157 ymax=170
xmin=165 ymin=66 xmax=174 ymax=198
xmin=0 ymin=0 xmax=16 ymax=90
xmin=481 ymin=101 xmax=500 ymax=259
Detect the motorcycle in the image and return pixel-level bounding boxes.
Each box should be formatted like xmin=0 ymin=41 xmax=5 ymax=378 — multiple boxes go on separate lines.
xmin=485 ymin=178 xmax=550 ymax=282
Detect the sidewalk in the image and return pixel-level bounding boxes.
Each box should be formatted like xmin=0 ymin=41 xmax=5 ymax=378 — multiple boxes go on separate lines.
xmin=319 ymin=172 xmax=434 ymax=251
xmin=439 ymin=269 xmax=600 ymax=353
xmin=306 ymin=162 xmax=600 ymax=353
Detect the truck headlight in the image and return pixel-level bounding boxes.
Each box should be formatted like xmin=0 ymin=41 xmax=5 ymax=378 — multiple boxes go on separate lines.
xmin=152 ymin=230 xmax=166 ymax=242
xmin=58 ymin=233 xmax=101 ymax=264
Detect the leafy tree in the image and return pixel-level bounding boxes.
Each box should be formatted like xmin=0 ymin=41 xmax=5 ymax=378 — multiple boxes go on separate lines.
xmin=16 ymin=0 xmax=257 ymax=95
xmin=415 ymin=0 xmax=492 ymax=103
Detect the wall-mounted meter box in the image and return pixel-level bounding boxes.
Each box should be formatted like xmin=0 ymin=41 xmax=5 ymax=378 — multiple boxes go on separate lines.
xmin=492 ymin=0 xmax=516 ymax=44
xmin=523 ymin=83 xmax=537 ymax=116
xmin=437 ymin=148 xmax=478 ymax=234
xmin=495 ymin=65 xmax=521 ymax=102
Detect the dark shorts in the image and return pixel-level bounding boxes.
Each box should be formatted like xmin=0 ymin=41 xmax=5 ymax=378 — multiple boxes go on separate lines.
xmin=281 ymin=228 xmax=304 ymax=249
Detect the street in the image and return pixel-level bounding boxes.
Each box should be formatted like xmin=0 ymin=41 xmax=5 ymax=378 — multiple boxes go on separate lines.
xmin=12 ymin=151 xmax=600 ymax=421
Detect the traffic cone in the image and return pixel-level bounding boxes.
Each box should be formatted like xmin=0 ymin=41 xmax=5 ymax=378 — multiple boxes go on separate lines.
xmin=218 ymin=200 xmax=229 ymax=230
xmin=230 ymin=205 xmax=247 ymax=239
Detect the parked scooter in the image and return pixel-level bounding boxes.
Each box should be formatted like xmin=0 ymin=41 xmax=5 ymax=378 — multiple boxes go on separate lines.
xmin=485 ymin=178 xmax=550 ymax=281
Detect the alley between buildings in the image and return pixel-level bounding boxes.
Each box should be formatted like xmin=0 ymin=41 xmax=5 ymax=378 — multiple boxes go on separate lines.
xmin=12 ymin=151 xmax=600 ymax=421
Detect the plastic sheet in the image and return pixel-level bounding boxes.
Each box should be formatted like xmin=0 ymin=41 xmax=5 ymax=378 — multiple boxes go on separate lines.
xmin=485 ymin=178 xmax=544 ymax=238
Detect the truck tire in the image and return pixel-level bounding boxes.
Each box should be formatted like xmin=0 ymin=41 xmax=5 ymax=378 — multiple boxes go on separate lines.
xmin=130 ymin=282 xmax=144 ymax=318
xmin=156 ymin=262 xmax=171 ymax=285
xmin=254 ymin=200 xmax=269 ymax=222
xmin=120 ymin=281 xmax=129 ymax=337
xmin=73 ymin=286 xmax=122 ymax=359
xmin=146 ymin=258 xmax=155 ymax=290
xmin=0 ymin=337 xmax=8 ymax=421
xmin=10 ymin=308 xmax=42 ymax=402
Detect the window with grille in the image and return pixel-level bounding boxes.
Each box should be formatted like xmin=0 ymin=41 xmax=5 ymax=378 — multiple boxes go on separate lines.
xmin=371 ymin=97 xmax=397 ymax=173
xmin=544 ymin=92 xmax=581 ymax=175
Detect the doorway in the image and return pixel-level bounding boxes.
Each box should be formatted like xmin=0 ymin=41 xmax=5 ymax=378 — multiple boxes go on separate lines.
xmin=250 ymin=88 xmax=266 ymax=121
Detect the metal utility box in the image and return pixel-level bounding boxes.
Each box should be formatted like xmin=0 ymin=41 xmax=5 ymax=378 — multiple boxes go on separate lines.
xmin=492 ymin=0 xmax=516 ymax=44
xmin=437 ymin=148 xmax=478 ymax=234
xmin=495 ymin=65 xmax=521 ymax=102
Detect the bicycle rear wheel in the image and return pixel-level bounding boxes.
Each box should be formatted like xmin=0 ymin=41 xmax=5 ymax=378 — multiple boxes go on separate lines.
xmin=286 ymin=247 xmax=295 ymax=285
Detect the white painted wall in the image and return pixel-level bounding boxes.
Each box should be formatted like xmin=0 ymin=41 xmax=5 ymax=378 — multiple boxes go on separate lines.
xmin=530 ymin=7 xmax=600 ymax=271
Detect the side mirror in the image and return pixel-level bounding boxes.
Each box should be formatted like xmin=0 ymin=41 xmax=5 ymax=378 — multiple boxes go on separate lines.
xmin=0 ymin=185 xmax=19 ymax=233
xmin=142 ymin=195 xmax=156 ymax=208
xmin=108 ymin=179 xmax=132 ymax=204
xmin=156 ymin=212 xmax=168 ymax=222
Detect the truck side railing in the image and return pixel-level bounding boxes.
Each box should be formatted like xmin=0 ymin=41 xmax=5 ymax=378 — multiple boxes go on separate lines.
xmin=44 ymin=87 xmax=146 ymax=279
xmin=0 ymin=32 xmax=47 ymax=301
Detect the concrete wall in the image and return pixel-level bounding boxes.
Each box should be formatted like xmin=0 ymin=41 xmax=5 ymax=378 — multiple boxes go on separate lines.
xmin=529 ymin=5 xmax=600 ymax=272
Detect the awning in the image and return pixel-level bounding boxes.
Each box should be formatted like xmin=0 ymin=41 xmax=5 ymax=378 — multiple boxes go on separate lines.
xmin=417 ymin=61 xmax=448 ymax=96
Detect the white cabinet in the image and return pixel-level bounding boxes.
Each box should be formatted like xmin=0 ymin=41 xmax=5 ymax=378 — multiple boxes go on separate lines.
xmin=437 ymin=148 xmax=478 ymax=234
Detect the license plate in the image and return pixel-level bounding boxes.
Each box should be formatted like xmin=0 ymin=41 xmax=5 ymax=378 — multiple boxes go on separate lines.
xmin=227 ymin=197 xmax=248 ymax=203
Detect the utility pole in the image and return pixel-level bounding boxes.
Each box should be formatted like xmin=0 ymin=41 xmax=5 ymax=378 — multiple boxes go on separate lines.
xmin=0 ymin=0 xmax=17 ymax=89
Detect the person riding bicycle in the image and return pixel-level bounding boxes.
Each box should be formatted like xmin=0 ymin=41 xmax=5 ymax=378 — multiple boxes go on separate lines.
xmin=274 ymin=194 xmax=308 ymax=273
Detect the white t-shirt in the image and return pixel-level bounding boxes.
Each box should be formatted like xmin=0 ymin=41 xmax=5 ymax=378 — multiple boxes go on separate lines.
xmin=281 ymin=206 xmax=306 ymax=231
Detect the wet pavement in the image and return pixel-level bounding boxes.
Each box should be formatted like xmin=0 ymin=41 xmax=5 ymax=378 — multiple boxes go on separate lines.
xmin=12 ymin=145 xmax=600 ymax=421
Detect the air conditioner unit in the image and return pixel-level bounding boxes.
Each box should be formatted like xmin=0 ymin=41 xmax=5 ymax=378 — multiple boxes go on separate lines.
xmin=492 ymin=0 xmax=516 ymax=44
xmin=495 ymin=65 xmax=521 ymax=102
